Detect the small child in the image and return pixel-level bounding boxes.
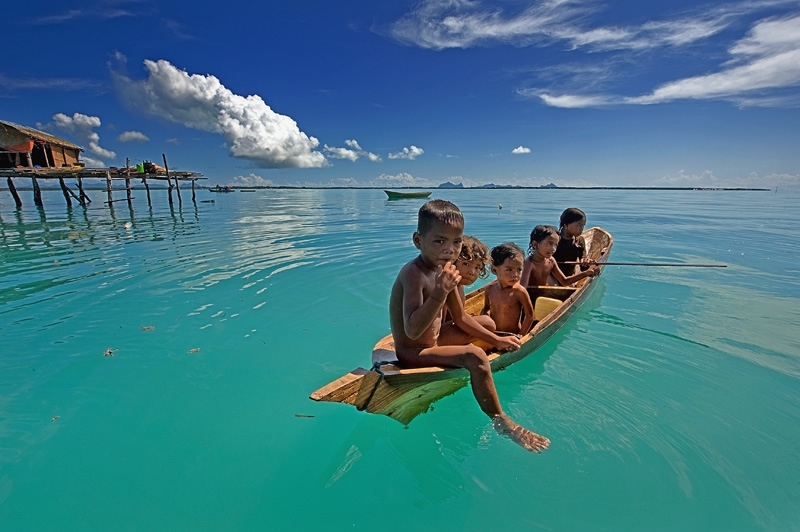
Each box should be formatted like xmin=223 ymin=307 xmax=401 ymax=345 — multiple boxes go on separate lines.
xmin=439 ymin=235 xmax=519 ymax=350
xmin=554 ymin=207 xmax=592 ymax=275
xmin=521 ymin=225 xmax=600 ymax=287
xmin=389 ymin=200 xmax=549 ymax=452
xmin=481 ymin=243 xmax=535 ymax=336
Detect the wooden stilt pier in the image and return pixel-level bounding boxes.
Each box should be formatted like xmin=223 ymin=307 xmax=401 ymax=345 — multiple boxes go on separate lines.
xmin=0 ymin=160 xmax=204 ymax=212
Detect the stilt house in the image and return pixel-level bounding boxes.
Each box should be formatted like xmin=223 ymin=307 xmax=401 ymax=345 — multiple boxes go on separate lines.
xmin=0 ymin=120 xmax=83 ymax=169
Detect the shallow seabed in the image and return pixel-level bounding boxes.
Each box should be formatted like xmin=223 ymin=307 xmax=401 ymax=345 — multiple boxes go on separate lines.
xmin=1 ymin=188 xmax=799 ymax=530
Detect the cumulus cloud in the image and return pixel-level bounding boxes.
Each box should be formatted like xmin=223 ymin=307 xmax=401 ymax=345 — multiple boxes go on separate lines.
xmin=512 ymin=146 xmax=531 ymax=154
xmin=118 ymin=131 xmax=149 ymax=142
xmin=78 ymin=154 xmax=106 ymax=168
xmin=527 ymin=15 xmax=800 ymax=108
xmin=323 ymin=139 xmax=382 ymax=162
xmin=112 ymin=58 xmax=327 ymax=168
xmin=43 ymin=112 xmax=116 ymax=160
xmin=388 ymin=145 xmax=424 ymax=160
xmin=230 ymin=173 xmax=274 ymax=187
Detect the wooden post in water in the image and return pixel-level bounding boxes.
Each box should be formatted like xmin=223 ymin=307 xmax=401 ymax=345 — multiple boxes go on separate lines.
xmin=32 ymin=177 xmax=43 ymax=207
xmin=164 ymin=159 xmax=174 ymax=206
xmin=58 ymin=177 xmax=72 ymax=207
xmin=7 ymin=177 xmax=22 ymax=208
xmin=106 ymin=170 xmax=113 ymax=203
xmin=125 ymin=158 xmax=133 ymax=203
xmin=76 ymin=176 xmax=91 ymax=205
xmin=163 ymin=153 xmax=180 ymax=205
xmin=142 ymin=173 xmax=152 ymax=207
xmin=191 ymin=178 xmax=196 ymax=203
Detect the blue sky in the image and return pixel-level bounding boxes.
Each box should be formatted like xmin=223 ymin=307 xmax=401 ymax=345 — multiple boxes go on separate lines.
xmin=2 ymin=0 xmax=799 ymax=188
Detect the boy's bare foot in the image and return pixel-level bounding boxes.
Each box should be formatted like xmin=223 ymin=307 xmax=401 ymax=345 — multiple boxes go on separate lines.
xmin=493 ymin=414 xmax=550 ymax=452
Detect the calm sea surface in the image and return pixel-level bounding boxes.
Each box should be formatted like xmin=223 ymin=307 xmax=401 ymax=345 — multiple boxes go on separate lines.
xmin=1 ymin=187 xmax=799 ymax=530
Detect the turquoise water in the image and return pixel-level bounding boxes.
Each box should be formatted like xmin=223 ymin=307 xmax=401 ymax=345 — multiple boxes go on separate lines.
xmin=1 ymin=187 xmax=799 ymax=530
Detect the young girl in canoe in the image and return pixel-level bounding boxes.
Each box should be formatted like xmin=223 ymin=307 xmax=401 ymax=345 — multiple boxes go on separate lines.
xmin=521 ymin=225 xmax=600 ymax=287
xmin=554 ymin=207 xmax=591 ymax=275
xmin=481 ymin=243 xmax=535 ymax=335
xmin=439 ymin=235 xmax=502 ymax=345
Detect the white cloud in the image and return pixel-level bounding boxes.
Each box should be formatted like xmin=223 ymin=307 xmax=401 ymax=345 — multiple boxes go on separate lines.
xmin=324 ymin=139 xmax=382 ymax=162
xmin=165 ymin=137 xmax=180 ymax=145
xmin=230 ymin=173 xmax=274 ymax=187
xmin=370 ymin=172 xmax=432 ymax=186
xmin=323 ymin=144 xmax=359 ymax=162
xmin=44 ymin=112 xmax=116 ymax=160
xmin=653 ymin=169 xmax=800 ymax=188
xmin=112 ymin=58 xmax=327 ymax=169
xmin=511 ymin=146 xmax=531 ymax=154
xmin=536 ymin=15 xmax=800 ymax=108
xmin=533 ymin=92 xmax=613 ymax=108
xmin=388 ymin=145 xmax=424 ymax=160
xmin=0 ymin=73 xmax=101 ymax=91
xmin=78 ymin=154 xmax=106 ymax=168
xmin=389 ymin=0 xmax=740 ymax=52
xmin=118 ymin=131 xmax=150 ymax=143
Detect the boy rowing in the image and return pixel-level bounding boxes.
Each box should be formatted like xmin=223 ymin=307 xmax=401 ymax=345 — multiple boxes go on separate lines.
xmin=389 ymin=199 xmax=550 ymax=452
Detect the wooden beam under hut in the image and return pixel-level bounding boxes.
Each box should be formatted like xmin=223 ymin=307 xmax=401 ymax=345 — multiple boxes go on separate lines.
xmin=32 ymin=177 xmax=43 ymax=207
xmin=76 ymin=176 xmax=91 ymax=205
xmin=58 ymin=177 xmax=72 ymax=207
xmin=6 ymin=177 xmax=22 ymax=208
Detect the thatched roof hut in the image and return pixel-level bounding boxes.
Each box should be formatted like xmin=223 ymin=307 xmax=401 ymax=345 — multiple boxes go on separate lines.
xmin=0 ymin=120 xmax=84 ymax=169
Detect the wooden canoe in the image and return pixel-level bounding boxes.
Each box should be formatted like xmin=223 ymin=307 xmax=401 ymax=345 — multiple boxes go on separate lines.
xmin=384 ymin=190 xmax=432 ymax=200
xmin=310 ymin=227 xmax=614 ymax=425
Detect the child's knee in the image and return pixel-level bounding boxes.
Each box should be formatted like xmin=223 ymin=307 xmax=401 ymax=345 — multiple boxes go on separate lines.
xmin=464 ymin=346 xmax=491 ymax=372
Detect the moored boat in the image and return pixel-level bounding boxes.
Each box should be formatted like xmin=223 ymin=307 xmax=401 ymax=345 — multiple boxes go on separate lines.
xmin=384 ymin=190 xmax=432 ymax=200
xmin=209 ymin=185 xmax=234 ymax=192
xmin=310 ymin=226 xmax=613 ymax=425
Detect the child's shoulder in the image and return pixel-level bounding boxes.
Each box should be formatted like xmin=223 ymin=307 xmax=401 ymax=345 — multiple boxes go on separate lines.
xmin=397 ymin=256 xmax=426 ymax=280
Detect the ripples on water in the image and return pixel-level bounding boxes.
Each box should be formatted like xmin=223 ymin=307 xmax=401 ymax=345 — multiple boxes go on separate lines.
xmin=1 ymin=188 xmax=799 ymax=529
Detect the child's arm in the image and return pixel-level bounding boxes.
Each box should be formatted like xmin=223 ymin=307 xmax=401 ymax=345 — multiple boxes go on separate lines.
xmin=517 ymin=286 xmax=535 ymax=335
xmin=480 ymin=283 xmax=493 ymax=315
xmin=445 ymin=291 xmax=521 ymax=351
xmin=404 ymin=263 xmax=460 ymax=340
xmin=550 ymin=258 xmax=600 ymax=287
xmin=520 ymin=258 xmax=533 ymax=288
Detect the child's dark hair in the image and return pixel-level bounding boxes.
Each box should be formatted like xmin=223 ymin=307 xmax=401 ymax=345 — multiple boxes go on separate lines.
xmin=460 ymin=235 xmax=490 ymax=278
xmin=417 ymin=199 xmax=464 ymax=234
xmin=491 ymin=242 xmax=525 ymax=266
xmin=527 ymin=225 xmax=558 ymax=256
xmin=559 ymin=208 xmax=586 ymax=230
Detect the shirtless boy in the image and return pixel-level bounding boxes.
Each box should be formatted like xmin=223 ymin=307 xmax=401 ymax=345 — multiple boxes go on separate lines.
xmin=389 ymin=200 xmax=549 ymax=452
xmin=481 ymin=243 xmax=535 ymax=336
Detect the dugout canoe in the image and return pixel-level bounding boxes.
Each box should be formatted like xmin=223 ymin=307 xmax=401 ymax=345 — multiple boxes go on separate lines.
xmin=384 ymin=190 xmax=432 ymax=200
xmin=310 ymin=226 xmax=613 ymax=425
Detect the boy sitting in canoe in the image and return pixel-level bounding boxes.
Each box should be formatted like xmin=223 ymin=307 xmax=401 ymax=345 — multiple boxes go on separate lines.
xmin=481 ymin=243 xmax=535 ymax=336
xmin=389 ymin=200 xmax=550 ymax=452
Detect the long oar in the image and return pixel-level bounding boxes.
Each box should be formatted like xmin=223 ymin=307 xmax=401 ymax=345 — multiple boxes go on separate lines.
xmin=566 ymin=261 xmax=726 ymax=267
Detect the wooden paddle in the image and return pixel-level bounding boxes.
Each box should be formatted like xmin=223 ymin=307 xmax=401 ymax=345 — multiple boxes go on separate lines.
xmin=566 ymin=261 xmax=726 ymax=267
